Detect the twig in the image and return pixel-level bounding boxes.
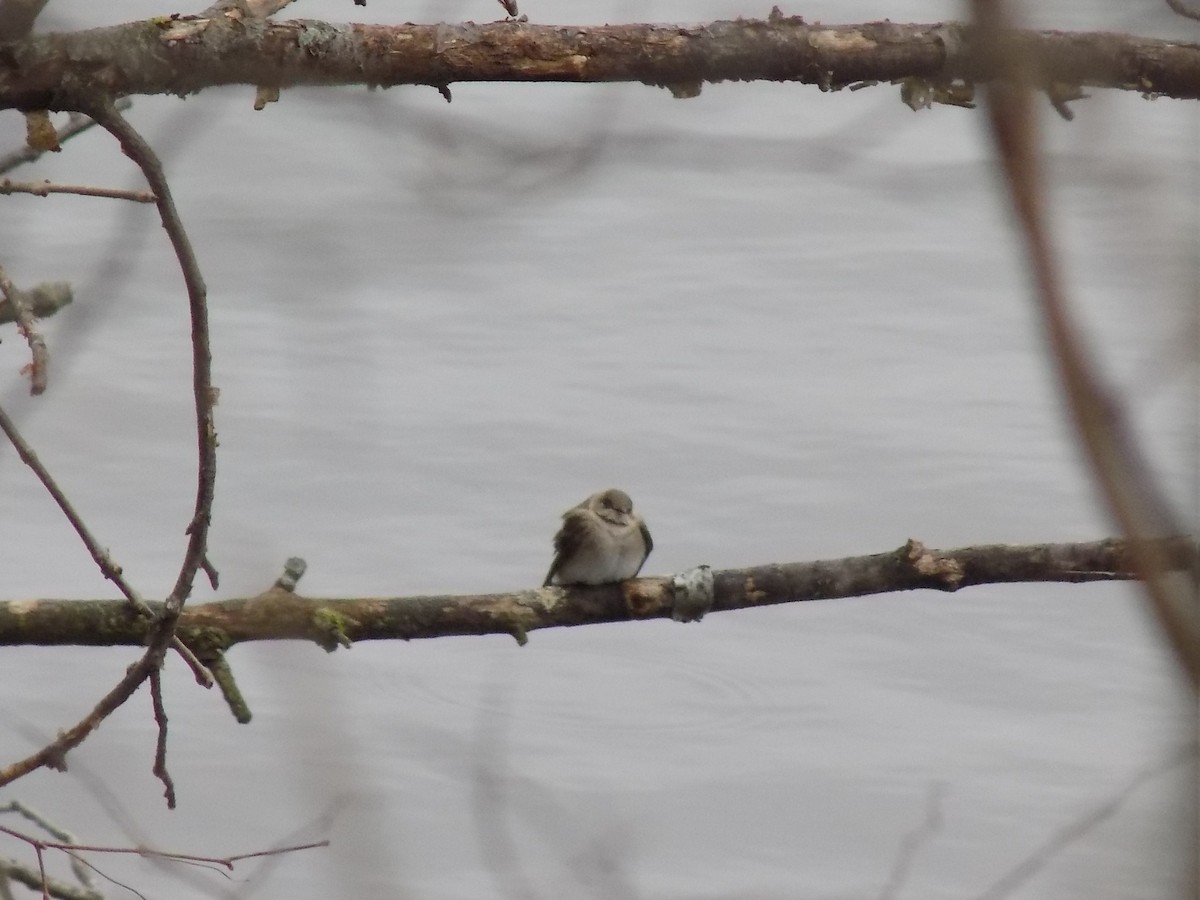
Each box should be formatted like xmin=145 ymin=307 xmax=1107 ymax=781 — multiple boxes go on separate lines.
xmin=0 ymin=802 xmax=95 ymax=891
xmin=0 ymin=179 xmax=156 ymax=203
xmin=0 ymin=264 xmax=48 ymax=395
xmin=0 ymin=823 xmax=326 ymax=898
xmin=63 ymin=854 xmax=143 ymax=900
xmin=0 ymin=401 xmax=212 ymax=687
xmin=0 ymin=100 xmax=132 ymax=177
xmin=975 ymin=745 xmax=1195 ymax=899
xmin=86 ymin=101 xmax=219 ymax=623
xmin=0 ymin=648 xmax=161 ymax=786
xmin=972 ymin=0 xmax=1200 ymax=689
xmin=148 ymin=669 xmax=176 ymax=810
xmin=0 ymin=400 xmax=208 ymax=782
xmin=0 ymin=827 xmax=327 ymax=868
xmin=878 ymin=783 xmax=945 ymax=900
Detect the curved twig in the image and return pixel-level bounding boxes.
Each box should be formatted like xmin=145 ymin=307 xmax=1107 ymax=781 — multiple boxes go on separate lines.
xmin=85 ymin=101 xmax=218 ymax=622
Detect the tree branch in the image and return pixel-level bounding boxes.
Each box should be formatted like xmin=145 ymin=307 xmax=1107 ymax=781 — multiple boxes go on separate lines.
xmin=0 ymin=401 xmax=213 ymax=687
xmin=1 ymin=17 xmax=1197 ymax=111
xmin=0 ymin=537 xmax=1193 ymax=651
xmin=0 ymin=178 xmax=156 ymax=202
xmin=0 ymin=0 xmax=48 ymax=43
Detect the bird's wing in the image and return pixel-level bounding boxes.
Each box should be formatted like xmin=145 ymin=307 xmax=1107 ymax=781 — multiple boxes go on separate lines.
xmin=636 ymin=518 xmax=653 ymax=575
xmin=543 ymin=508 xmax=593 ymax=587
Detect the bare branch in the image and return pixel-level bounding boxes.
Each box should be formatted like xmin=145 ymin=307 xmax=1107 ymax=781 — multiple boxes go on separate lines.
xmin=149 ymin=670 xmax=176 ymax=810
xmin=0 ymin=823 xmax=326 ymax=898
xmin=0 ymin=0 xmax=49 ymax=43
xmin=0 ymin=401 xmax=213 ymax=686
xmin=0 ymin=641 xmax=163 ymax=787
xmin=2 ymin=18 xmax=1199 ymax=112
xmin=976 ymin=745 xmax=1195 ymax=899
xmin=1 ymin=537 xmax=1194 ymax=652
xmin=0 ymin=402 xmax=212 ymax=785
xmin=0 ymin=264 xmax=48 ymax=394
xmin=0 ymin=179 xmax=156 ymax=202
xmin=86 ymin=102 xmax=218 ymax=622
xmin=972 ymin=0 xmax=1200 ymax=689
xmin=0 ymin=100 xmax=132 ymax=176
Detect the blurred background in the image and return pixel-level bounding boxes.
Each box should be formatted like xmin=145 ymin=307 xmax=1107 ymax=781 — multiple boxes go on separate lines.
xmin=0 ymin=1 xmax=1195 ymax=897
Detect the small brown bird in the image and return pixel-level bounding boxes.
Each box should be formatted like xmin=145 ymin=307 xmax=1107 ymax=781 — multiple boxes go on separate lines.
xmin=543 ymin=488 xmax=653 ymax=587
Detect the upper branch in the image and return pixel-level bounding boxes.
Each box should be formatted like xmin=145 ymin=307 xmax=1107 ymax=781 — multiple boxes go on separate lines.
xmin=0 ymin=16 xmax=1197 ymax=111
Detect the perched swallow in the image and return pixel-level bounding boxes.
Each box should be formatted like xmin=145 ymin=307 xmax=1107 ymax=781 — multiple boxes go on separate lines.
xmin=543 ymin=488 xmax=653 ymax=587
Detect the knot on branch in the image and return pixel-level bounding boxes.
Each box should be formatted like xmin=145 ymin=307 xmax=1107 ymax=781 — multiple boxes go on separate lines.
xmin=311 ymin=607 xmax=354 ymax=652
xmin=902 ymin=539 xmax=965 ymax=590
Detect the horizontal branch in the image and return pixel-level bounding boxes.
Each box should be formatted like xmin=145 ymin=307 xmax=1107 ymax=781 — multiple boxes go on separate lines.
xmin=1 ymin=15 xmax=1197 ymax=111
xmin=0 ymin=178 xmax=156 ymax=202
xmin=2 ymin=537 xmax=1194 ymax=651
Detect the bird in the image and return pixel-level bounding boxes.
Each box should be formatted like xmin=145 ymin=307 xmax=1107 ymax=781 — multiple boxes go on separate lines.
xmin=543 ymin=488 xmax=653 ymax=587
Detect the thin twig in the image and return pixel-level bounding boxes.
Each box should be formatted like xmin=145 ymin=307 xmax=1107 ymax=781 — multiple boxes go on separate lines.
xmin=33 ymin=844 xmax=46 ymax=900
xmin=64 ymin=854 xmax=144 ymax=900
xmin=0 ymin=100 xmax=132 ymax=177
xmin=878 ymin=783 xmax=946 ymax=900
xmin=0 ymin=401 xmax=212 ymax=687
xmin=0 ymin=827 xmax=327 ymax=868
xmin=0 ymin=179 xmax=156 ymax=203
xmin=0 ymin=649 xmax=160 ymax=787
xmin=0 ymin=401 xmax=207 ymax=781
xmin=975 ymin=745 xmax=1196 ymax=899
xmin=0 ymin=264 xmax=48 ymax=395
xmin=972 ymin=0 xmax=1200 ymax=689
xmin=0 ymin=823 xmax=325 ymax=899
xmin=148 ymin=669 xmax=176 ymax=809
xmin=86 ymin=101 xmax=219 ymax=623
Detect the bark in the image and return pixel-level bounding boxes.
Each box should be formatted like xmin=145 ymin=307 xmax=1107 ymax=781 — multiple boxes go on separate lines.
xmin=0 ymin=15 xmax=1197 ymax=112
xmin=2 ymin=537 xmax=1194 ymax=652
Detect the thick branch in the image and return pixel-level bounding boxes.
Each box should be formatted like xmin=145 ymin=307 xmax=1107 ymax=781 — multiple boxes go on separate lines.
xmin=0 ymin=17 xmax=1197 ymax=111
xmin=0 ymin=0 xmax=49 ymax=43
xmin=1 ymin=537 xmax=1194 ymax=651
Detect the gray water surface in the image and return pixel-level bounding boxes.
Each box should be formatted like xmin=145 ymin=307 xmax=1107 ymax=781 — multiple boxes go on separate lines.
xmin=1 ymin=2 xmax=1195 ymax=898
